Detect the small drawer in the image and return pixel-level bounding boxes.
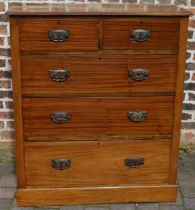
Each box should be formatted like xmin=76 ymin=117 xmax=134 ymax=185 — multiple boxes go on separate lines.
xmin=23 ymin=96 xmax=174 ymax=140
xmin=18 ymin=18 xmax=99 ymax=51
xmin=102 ymin=18 xmax=180 ymax=50
xmin=25 ymin=140 xmax=171 ymax=187
xmin=21 ymin=54 xmax=177 ymax=95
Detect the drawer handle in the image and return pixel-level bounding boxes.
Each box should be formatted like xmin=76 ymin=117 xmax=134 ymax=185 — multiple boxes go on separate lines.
xmin=130 ymin=29 xmax=151 ymax=42
xmin=48 ymin=29 xmax=70 ymax=42
xmin=128 ymin=111 xmax=147 ymax=122
xmin=125 ymin=157 xmax=144 ymax=168
xmin=128 ymin=69 xmax=149 ymax=81
xmin=52 ymin=159 xmax=71 ymax=170
xmin=49 ymin=69 xmax=70 ymax=82
xmin=51 ymin=112 xmax=71 ymax=124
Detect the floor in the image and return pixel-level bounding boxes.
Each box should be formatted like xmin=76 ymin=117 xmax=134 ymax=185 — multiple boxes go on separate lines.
xmin=0 ymin=151 xmax=195 ymax=210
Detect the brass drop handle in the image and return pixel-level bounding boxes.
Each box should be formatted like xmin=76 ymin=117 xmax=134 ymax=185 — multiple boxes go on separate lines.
xmin=48 ymin=29 xmax=70 ymax=42
xmin=52 ymin=159 xmax=71 ymax=170
xmin=49 ymin=69 xmax=70 ymax=82
xmin=125 ymin=157 xmax=144 ymax=168
xmin=128 ymin=69 xmax=149 ymax=81
xmin=130 ymin=29 xmax=151 ymax=42
xmin=51 ymin=112 xmax=71 ymax=124
xmin=128 ymin=111 xmax=147 ymax=122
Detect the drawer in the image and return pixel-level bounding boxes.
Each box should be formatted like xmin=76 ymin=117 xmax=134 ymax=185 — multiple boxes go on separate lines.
xmin=18 ymin=18 xmax=98 ymax=51
xmin=21 ymin=55 xmax=177 ymax=95
xmin=103 ymin=19 xmax=180 ymax=50
xmin=23 ymin=96 xmax=174 ymax=140
xmin=25 ymin=140 xmax=171 ymax=187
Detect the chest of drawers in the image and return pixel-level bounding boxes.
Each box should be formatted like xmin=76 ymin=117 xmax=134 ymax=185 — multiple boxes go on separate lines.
xmin=8 ymin=4 xmax=191 ymax=206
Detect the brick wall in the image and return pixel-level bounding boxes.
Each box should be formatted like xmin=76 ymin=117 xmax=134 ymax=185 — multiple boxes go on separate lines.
xmin=0 ymin=0 xmax=195 ymax=149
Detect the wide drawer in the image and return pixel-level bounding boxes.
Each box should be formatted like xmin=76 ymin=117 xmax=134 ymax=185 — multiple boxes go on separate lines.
xmin=103 ymin=19 xmax=180 ymax=50
xmin=21 ymin=55 xmax=177 ymax=95
xmin=23 ymin=96 xmax=174 ymax=140
xmin=18 ymin=18 xmax=98 ymax=51
xmin=25 ymin=140 xmax=171 ymax=187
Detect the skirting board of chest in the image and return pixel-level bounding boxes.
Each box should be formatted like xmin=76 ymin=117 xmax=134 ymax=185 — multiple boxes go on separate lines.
xmin=7 ymin=4 xmax=192 ymax=206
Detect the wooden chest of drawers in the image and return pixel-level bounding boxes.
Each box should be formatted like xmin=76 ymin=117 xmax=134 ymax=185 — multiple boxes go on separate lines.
xmin=8 ymin=4 xmax=191 ymax=206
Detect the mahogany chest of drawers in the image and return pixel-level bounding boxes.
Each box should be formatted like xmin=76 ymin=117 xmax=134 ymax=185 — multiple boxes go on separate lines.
xmin=8 ymin=4 xmax=191 ymax=206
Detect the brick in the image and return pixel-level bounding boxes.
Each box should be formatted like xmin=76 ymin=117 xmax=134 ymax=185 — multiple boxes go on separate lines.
xmin=0 ymin=130 xmax=15 ymax=140
xmin=187 ymin=52 xmax=192 ymax=59
xmin=182 ymin=113 xmax=192 ymax=120
xmin=0 ymin=49 xmax=10 ymax=57
xmin=192 ymin=0 xmax=195 ymax=6
xmin=0 ymin=111 xmax=14 ymax=119
xmin=0 ymin=59 xmax=6 ymax=67
xmin=185 ymin=72 xmax=190 ymax=80
xmin=158 ymin=0 xmax=171 ymax=4
xmin=5 ymin=101 xmax=13 ymax=109
xmin=182 ymin=122 xmax=195 ymax=129
xmin=0 ymin=121 xmax=4 ymax=129
xmin=186 ymin=62 xmax=195 ymax=70
xmin=0 ymin=101 xmax=3 ymax=108
xmin=0 ymin=198 xmax=13 ymax=210
xmin=188 ymin=41 xmax=195 ymax=50
xmin=0 ymin=90 xmax=13 ymax=98
xmin=189 ymin=92 xmax=195 ymax=100
xmin=122 ymin=0 xmax=137 ymax=2
xmin=183 ymin=103 xmax=195 ymax=110
xmin=6 ymin=121 xmax=14 ymax=129
xmin=0 ymin=71 xmax=12 ymax=78
xmin=185 ymin=83 xmax=195 ymax=90
xmin=192 ymin=73 xmax=195 ymax=81
xmin=61 ymin=206 xmax=84 ymax=210
xmin=0 ymin=3 xmax=5 ymax=12
xmin=137 ymin=203 xmax=159 ymax=210
xmin=183 ymin=198 xmax=195 ymax=209
xmin=0 ymin=14 xmax=8 ymax=23
xmin=0 ymin=37 xmax=4 ymax=46
xmin=0 ymin=176 xmax=16 ymax=188
xmin=188 ymin=30 xmax=194 ymax=39
xmin=0 ymin=163 xmax=15 ymax=176
xmin=0 ymin=188 xmax=15 ymax=199
xmin=140 ymin=0 xmax=154 ymax=3
xmin=175 ymin=0 xmax=188 ymax=5
xmin=0 ymin=80 xmax=11 ymax=89
xmin=0 ymin=25 xmax=7 ymax=35
xmin=159 ymin=204 xmax=184 ymax=210
xmin=110 ymin=204 xmax=135 ymax=210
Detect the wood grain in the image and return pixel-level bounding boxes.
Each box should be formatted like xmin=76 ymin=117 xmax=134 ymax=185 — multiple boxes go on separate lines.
xmin=103 ymin=18 xmax=180 ymax=50
xmin=21 ymin=55 xmax=177 ymax=94
xmin=16 ymin=185 xmax=177 ymax=206
xmin=18 ymin=18 xmax=99 ymax=51
xmin=169 ymin=18 xmax=189 ymax=184
xmin=24 ymin=140 xmax=171 ymax=187
xmin=10 ymin=17 xmax=26 ymax=188
xmin=23 ymin=96 xmax=175 ymax=139
xmin=7 ymin=4 xmax=192 ymax=16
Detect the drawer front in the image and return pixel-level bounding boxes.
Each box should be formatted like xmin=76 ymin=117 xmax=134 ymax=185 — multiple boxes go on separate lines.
xmin=23 ymin=96 xmax=174 ymax=140
xmin=18 ymin=18 xmax=98 ymax=51
xmin=103 ymin=19 xmax=180 ymax=50
xmin=25 ymin=140 xmax=171 ymax=187
xmin=21 ymin=55 xmax=177 ymax=95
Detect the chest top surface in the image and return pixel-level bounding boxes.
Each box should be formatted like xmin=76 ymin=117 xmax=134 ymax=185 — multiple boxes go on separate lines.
xmin=7 ymin=4 xmax=192 ymax=16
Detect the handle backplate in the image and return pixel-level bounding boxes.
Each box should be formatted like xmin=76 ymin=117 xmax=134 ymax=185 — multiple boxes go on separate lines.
xmin=49 ymin=69 xmax=70 ymax=82
xmin=128 ymin=69 xmax=149 ymax=81
xmin=130 ymin=29 xmax=151 ymax=42
xmin=128 ymin=111 xmax=147 ymax=122
xmin=52 ymin=159 xmax=71 ymax=170
xmin=125 ymin=157 xmax=144 ymax=168
xmin=48 ymin=29 xmax=69 ymax=42
xmin=51 ymin=112 xmax=71 ymax=124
